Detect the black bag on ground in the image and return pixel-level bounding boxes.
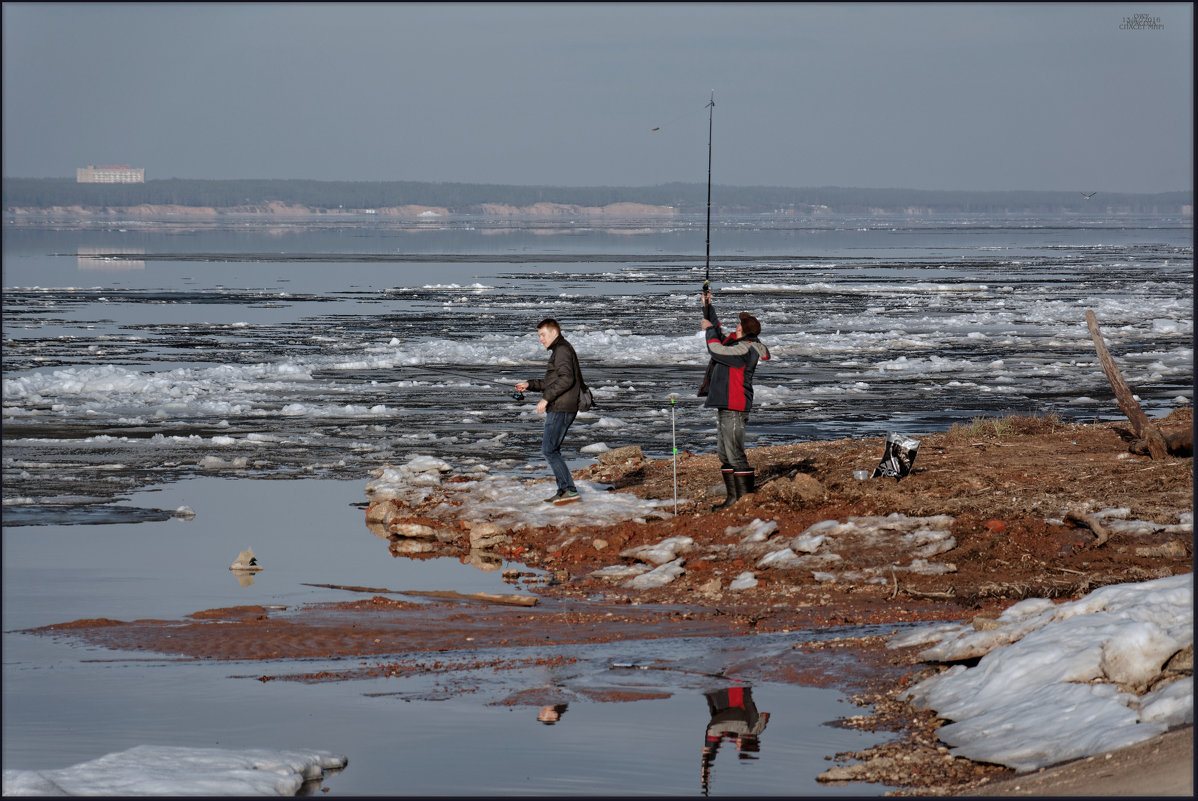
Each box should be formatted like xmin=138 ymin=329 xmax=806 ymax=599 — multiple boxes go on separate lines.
xmin=872 ymin=432 xmax=920 ymax=480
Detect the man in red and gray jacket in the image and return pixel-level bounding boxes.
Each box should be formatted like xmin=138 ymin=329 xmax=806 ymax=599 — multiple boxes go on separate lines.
xmin=699 ymin=290 xmax=770 ymax=508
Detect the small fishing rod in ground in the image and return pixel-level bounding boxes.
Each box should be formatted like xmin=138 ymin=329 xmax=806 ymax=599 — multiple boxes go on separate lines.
xmin=669 ymin=393 xmax=679 ymax=514
xmin=397 ymin=364 xmax=527 ymax=400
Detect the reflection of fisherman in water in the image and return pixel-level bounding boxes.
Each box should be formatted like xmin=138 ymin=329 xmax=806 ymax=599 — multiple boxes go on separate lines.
xmin=700 ymin=686 xmax=770 ymax=796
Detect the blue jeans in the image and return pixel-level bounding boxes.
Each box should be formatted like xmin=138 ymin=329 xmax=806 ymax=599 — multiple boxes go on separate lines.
xmin=542 ymin=411 xmax=578 ymax=493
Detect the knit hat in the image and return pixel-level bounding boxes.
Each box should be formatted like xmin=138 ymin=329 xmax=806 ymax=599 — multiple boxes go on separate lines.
xmin=738 ymin=312 xmax=761 ymax=337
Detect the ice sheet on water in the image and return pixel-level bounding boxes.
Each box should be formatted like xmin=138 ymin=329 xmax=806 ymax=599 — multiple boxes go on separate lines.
xmin=2 ymin=745 xmax=347 ymax=796
xmin=891 ymin=573 xmax=1192 ymax=772
xmin=5 ymin=294 xmax=1189 ymax=454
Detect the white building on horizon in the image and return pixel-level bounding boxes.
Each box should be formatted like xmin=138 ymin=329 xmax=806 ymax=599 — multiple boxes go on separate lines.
xmin=77 ymin=164 xmax=144 ymax=183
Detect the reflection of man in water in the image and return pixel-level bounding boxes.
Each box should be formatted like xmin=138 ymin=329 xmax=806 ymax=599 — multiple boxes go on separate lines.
xmin=700 ymin=686 xmax=770 ymax=796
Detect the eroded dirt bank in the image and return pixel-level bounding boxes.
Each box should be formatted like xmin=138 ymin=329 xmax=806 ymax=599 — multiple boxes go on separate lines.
xmin=26 ymin=411 xmax=1194 ymax=794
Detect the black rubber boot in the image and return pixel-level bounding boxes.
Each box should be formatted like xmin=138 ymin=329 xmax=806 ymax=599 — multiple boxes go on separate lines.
xmin=733 ymin=470 xmax=755 ymax=500
xmin=711 ymin=468 xmax=737 ymax=510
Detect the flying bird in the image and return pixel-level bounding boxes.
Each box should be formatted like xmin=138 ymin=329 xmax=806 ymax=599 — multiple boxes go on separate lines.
xmin=1081 ymin=192 xmax=1097 ymax=199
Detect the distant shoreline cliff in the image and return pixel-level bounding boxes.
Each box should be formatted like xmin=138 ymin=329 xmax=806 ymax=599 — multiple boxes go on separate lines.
xmin=3 ymin=178 xmax=1191 ymax=218
xmin=3 ymin=201 xmax=679 ymax=219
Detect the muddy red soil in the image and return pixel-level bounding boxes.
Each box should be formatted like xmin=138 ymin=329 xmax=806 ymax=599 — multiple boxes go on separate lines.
xmin=27 ymin=410 xmax=1194 ymax=795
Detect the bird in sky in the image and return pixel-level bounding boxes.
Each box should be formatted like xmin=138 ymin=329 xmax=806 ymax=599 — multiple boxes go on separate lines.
xmin=1081 ymin=192 xmax=1097 ymax=199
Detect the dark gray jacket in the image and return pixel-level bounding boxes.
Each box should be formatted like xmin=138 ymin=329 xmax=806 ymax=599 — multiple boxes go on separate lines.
xmin=527 ymin=335 xmax=582 ymax=413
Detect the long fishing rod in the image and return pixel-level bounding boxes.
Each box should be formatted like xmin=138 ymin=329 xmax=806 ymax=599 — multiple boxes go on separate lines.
xmin=649 ymin=93 xmax=715 ymax=297
xmin=704 ymin=91 xmax=714 ymax=297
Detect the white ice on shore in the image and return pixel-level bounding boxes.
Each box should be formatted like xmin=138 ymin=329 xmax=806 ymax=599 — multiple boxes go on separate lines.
xmin=729 ymin=571 xmax=759 ymax=591
xmin=726 ymin=518 xmax=779 ymax=542
xmin=749 ymin=513 xmax=960 ymax=582
xmin=2 ymin=745 xmax=348 ymax=796
xmin=623 ymin=558 xmax=687 ymax=589
xmin=365 ymin=454 xmax=676 ymax=531
xmin=889 ymin=572 xmax=1193 ymax=772
xmin=620 ymin=535 xmax=694 ymax=565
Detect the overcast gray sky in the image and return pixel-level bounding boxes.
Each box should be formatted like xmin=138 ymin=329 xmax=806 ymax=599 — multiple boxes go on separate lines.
xmin=2 ymin=2 xmax=1192 ymax=192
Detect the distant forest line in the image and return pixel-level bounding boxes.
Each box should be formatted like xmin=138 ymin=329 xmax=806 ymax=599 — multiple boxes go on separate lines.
xmin=2 ymin=177 xmax=1191 ymax=215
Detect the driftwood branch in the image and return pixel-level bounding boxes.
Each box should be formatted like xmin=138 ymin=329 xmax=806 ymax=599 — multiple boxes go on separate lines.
xmin=1084 ymin=310 xmax=1169 ymax=459
xmin=903 ymin=589 xmax=956 ymax=600
xmin=302 ymin=583 xmax=538 ymax=607
xmin=403 ymin=590 xmax=539 ymax=607
xmin=1064 ymin=510 xmax=1110 ymax=547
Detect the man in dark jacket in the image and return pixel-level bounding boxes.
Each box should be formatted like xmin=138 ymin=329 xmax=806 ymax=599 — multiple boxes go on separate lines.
xmin=515 ymin=318 xmax=583 ymax=505
xmin=699 ymin=290 xmax=770 ymax=508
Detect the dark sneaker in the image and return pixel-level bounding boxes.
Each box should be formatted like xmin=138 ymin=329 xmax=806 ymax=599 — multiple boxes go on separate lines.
xmin=552 ymin=489 xmax=581 ymax=505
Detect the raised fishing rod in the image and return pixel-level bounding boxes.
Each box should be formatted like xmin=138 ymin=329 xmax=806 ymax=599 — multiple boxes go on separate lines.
xmin=651 ymin=94 xmax=715 ymax=297
xmin=704 ymin=91 xmax=714 ymax=297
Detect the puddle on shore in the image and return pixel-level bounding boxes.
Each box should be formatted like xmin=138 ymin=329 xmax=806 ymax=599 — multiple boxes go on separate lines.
xmin=4 ymin=635 xmax=886 ymax=796
xmin=3 ymin=476 xmax=890 ymax=795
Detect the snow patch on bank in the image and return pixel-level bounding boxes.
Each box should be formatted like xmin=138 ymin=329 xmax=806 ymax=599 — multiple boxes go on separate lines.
xmin=2 ymin=745 xmax=347 ymax=796
xmin=889 ymin=572 xmax=1193 ymax=772
xmin=365 ymin=454 xmax=676 ymax=531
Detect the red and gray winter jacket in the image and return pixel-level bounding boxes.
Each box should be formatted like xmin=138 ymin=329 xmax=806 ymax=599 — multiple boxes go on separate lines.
xmin=697 ymin=307 xmax=770 ymax=412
